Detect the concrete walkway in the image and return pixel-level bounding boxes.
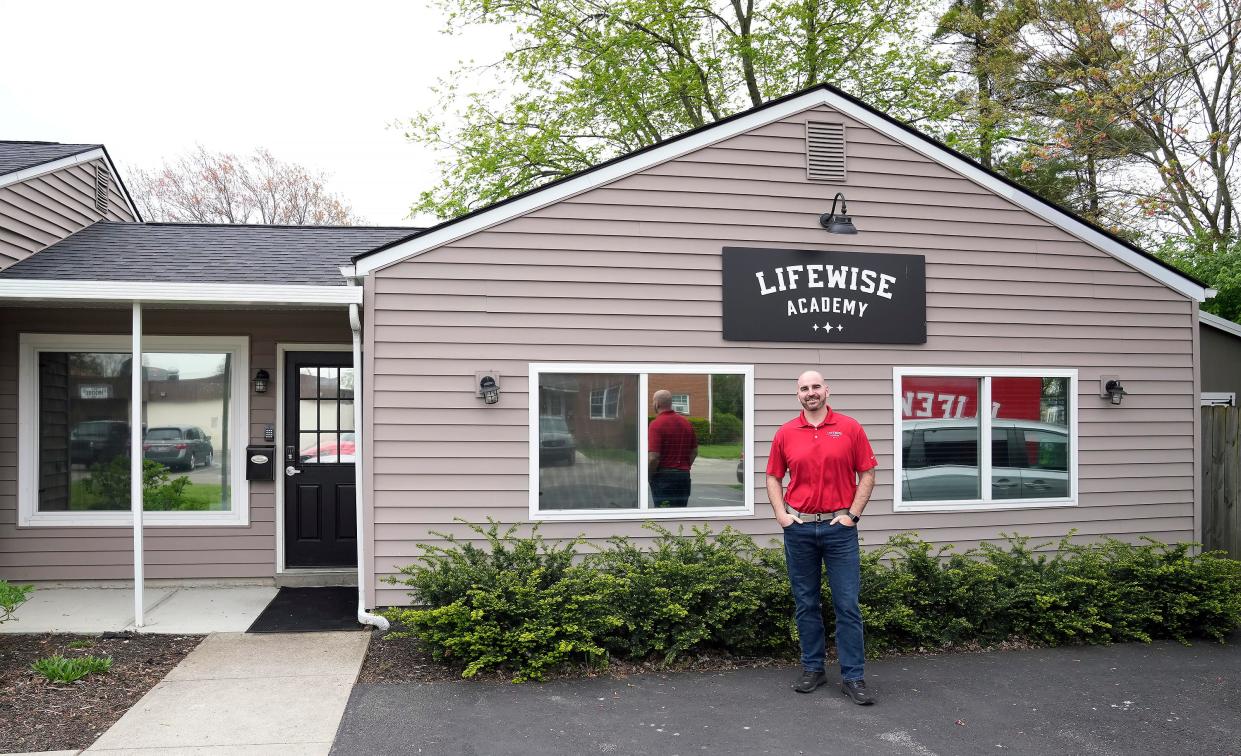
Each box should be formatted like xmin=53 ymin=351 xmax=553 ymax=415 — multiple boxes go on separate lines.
xmin=79 ymin=631 xmax=369 ymax=755
xmin=0 ymin=586 xmax=278 ymax=634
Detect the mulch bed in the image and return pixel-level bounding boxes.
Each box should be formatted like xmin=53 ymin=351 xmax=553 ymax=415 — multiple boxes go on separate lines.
xmin=357 ymin=632 xmax=796 ymax=685
xmin=0 ymin=632 xmax=203 ymax=753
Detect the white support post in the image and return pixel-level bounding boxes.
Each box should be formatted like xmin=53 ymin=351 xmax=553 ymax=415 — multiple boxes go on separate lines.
xmin=131 ymin=302 xmax=144 ymax=628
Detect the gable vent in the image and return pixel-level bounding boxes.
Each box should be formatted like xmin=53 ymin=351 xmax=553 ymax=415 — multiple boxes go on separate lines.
xmin=806 ymin=121 xmax=846 ymax=183
xmin=94 ymin=163 xmax=110 ymax=215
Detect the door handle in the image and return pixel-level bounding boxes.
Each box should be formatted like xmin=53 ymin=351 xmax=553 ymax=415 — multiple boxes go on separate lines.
xmin=285 ymin=465 xmax=303 ymax=477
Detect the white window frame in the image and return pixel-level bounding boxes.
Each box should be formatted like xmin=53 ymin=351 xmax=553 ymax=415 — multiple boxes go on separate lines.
xmin=670 ymin=394 xmax=690 ymax=415
xmin=530 ymin=362 xmax=754 ymax=521
xmin=589 ymin=384 xmax=622 ymax=420
xmin=892 ymin=366 xmax=1078 ymax=513
xmin=18 ymin=333 xmax=250 ymax=527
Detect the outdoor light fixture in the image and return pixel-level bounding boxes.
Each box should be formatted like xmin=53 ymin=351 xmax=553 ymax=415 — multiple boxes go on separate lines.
xmin=252 ymin=369 xmax=270 ymax=394
xmin=819 ymin=192 xmax=858 ymax=234
xmin=1103 ymin=379 xmax=1127 ymax=405
xmin=474 ymin=372 xmax=498 ymax=404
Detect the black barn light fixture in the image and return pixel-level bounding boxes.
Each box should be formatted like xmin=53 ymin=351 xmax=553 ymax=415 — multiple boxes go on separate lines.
xmin=819 ymin=192 xmax=858 ymax=234
xmin=252 ymin=369 xmax=270 ymax=394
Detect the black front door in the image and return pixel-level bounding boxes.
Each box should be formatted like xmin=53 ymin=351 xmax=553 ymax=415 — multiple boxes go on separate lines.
xmin=284 ymin=352 xmax=358 ymax=568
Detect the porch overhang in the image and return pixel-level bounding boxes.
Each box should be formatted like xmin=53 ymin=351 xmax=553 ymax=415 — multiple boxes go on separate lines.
xmin=0 ymin=279 xmax=362 ymax=306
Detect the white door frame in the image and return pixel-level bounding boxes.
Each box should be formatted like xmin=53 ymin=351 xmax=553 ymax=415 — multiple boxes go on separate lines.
xmin=274 ymin=342 xmax=353 ymax=574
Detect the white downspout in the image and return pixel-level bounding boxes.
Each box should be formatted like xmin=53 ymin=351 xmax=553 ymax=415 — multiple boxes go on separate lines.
xmin=349 ymin=281 xmax=389 ymax=632
xmin=131 ymin=302 xmax=145 ymax=628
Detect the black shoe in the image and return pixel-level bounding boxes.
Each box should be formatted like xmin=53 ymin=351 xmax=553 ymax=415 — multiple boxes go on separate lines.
xmin=792 ymin=669 xmax=827 ymax=693
xmin=841 ymin=678 xmax=875 ymax=705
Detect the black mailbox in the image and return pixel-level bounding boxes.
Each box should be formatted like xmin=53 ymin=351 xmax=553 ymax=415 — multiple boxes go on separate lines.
xmin=246 ymin=445 xmax=276 ymax=481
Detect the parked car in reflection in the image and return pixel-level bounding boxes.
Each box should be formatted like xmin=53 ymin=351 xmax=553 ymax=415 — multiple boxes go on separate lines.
xmin=143 ymin=426 xmax=213 ymax=471
xmin=299 ymin=433 xmax=356 ymax=463
xmin=70 ymin=420 xmax=130 ymax=466
xmin=901 ymin=419 xmax=1069 ymax=502
xmin=539 ymin=415 xmax=576 ymax=466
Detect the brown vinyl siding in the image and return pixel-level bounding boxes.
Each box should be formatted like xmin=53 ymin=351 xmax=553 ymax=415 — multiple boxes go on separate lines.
xmin=0 ymin=307 xmax=350 ymax=582
xmin=0 ymin=159 xmax=135 ymax=269
xmin=365 ymin=104 xmax=1197 ymax=607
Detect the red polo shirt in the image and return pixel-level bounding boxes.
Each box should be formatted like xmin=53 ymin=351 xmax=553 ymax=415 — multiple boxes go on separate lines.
xmin=648 ymin=410 xmax=698 ymax=471
xmin=766 ymin=408 xmax=877 ymax=513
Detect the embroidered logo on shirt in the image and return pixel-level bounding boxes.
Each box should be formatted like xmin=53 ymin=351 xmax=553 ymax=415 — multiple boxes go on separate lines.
xmin=827 ymin=431 xmax=843 ymax=438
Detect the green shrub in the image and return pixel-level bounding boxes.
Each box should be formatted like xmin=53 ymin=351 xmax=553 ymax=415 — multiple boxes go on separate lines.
xmin=383 ymin=523 xmax=1241 ymax=683
xmin=0 ymin=581 xmax=33 ymax=623
xmin=31 ymin=654 xmax=112 ymax=683
xmin=82 ymin=457 xmax=203 ymax=511
xmin=708 ymin=413 xmax=743 ymax=444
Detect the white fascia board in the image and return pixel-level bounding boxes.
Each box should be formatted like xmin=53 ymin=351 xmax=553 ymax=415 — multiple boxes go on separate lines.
xmin=0 ymin=279 xmax=362 ymax=305
xmin=0 ymin=148 xmax=105 ymax=191
xmin=1200 ymin=309 xmax=1241 ymax=339
xmin=352 ymin=88 xmax=1207 ymax=301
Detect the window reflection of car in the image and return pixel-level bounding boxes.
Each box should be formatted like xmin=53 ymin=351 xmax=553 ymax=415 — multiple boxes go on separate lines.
xmin=143 ymin=426 xmax=213 ymax=471
xmin=539 ymin=415 xmax=576 ymax=466
xmin=70 ymin=420 xmax=130 ymax=465
xmin=902 ymin=419 xmax=1069 ymax=502
xmin=299 ymin=433 xmax=356 ymax=463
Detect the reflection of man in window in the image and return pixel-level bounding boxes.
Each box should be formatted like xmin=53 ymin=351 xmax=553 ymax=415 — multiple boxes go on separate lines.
xmin=648 ymin=389 xmax=697 ymax=507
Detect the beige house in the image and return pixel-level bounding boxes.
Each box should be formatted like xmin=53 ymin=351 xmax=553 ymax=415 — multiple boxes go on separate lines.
xmin=0 ymin=84 xmax=1215 ymax=615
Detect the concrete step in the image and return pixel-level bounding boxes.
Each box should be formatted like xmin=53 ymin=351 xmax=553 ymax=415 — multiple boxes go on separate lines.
xmin=276 ymin=570 xmax=358 ymax=588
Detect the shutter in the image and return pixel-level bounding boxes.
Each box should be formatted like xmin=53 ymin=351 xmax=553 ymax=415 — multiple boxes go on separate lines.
xmin=94 ymin=163 xmax=110 ymax=215
xmin=806 ymin=122 xmax=846 ymax=183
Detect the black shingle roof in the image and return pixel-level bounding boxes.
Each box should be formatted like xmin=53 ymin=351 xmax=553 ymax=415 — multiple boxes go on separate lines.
xmin=0 ymin=141 xmax=102 ymax=176
xmin=0 ymin=222 xmax=420 ymax=285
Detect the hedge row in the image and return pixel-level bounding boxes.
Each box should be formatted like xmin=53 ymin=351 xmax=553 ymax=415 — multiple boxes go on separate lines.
xmin=381 ymin=522 xmax=1241 ymax=682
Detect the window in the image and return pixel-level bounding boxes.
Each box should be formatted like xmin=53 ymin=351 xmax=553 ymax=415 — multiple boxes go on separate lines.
xmin=894 ymin=368 xmax=1076 ymax=511
xmin=18 ymin=334 xmax=249 ymax=527
xmin=530 ymin=364 xmax=753 ymax=520
xmin=589 ymin=385 xmax=622 ymax=420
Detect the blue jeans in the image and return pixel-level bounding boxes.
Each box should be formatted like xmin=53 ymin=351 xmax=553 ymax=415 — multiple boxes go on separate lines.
xmin=783 ymin=520 xmax=865 ymax=681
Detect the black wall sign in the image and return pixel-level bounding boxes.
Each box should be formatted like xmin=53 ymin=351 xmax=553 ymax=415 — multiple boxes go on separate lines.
xmin=722 ymin=247 xmax=926 ymax=344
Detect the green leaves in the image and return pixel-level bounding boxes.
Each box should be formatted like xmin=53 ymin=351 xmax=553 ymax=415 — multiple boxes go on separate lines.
xmin=31 ymin=654 xmax=113 ymax=684
xmin=407 ymin=0 xmax=950 ymax=218
xmin=0 ymin=581 xmax=33 ymax=624
xmin=382 ymin=520 xmax=1241 ymax=682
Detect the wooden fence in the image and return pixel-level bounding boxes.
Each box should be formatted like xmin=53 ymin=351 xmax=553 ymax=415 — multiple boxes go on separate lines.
xmin=1202 ymin=405 xmax=1241 ymax=558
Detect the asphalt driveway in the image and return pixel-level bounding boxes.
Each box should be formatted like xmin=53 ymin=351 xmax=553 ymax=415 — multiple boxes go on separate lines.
xmin=331 ymin=639 xmax=1241 ymax=755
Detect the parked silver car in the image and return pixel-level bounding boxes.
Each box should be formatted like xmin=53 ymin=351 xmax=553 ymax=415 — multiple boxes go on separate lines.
xmin=901 ymin=418 xmax=1068 ymax=502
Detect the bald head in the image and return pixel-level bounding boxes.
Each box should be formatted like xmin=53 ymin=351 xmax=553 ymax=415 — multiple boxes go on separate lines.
xmin=796 ymin=370 xmax=829 ymax=412
xmin=653 ymin=389 xmax=673 ymax=411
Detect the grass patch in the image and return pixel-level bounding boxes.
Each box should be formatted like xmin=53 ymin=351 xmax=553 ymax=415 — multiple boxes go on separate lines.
xmin=69 ymin=480 xmax=225 ymax=511
xmin=697 ymin=443 xmax=741 ymax=460
xmin=31 ymin=654 xmax=112 ymax=683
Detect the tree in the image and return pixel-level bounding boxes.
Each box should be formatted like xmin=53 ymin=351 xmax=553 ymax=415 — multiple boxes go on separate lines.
xmin=932 ymin=0 xmax=1037 ymax=170
xmin=405 ymin=0 xmax=952 ymax=218
xmin=131 ymin=146 xmax=363 ymax=225
xmin=1015 ymin=0 xmax=1238 ymax=248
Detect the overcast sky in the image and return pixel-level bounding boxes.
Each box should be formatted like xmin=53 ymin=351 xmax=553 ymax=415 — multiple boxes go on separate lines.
xmin=0 ymin=0 xmax=510 ymax=226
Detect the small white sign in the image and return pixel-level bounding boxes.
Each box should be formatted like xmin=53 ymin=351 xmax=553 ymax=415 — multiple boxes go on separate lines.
xmin=79 ymin=384 xmax=112 ymax=400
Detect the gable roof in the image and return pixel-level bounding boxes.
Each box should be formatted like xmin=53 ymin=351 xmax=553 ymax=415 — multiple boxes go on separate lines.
xmin=0 ymin=140 xmax=142 ymax=220
xmin=0 ymin=221 xmax=417 ymax=286
xmin=1200 ymin=310 xmax=1241 ymax=340
xmin=0 ymin=141 xmax=101 ymax=175
xmin=348 ymin=83 xmax=1212 ymax=302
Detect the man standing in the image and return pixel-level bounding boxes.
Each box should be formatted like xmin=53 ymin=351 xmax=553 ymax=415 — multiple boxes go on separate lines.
xmin=648 ymin=389 xmax=698 ymax=507
xmin=766 ymin=370 xmax=877 ymax=704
